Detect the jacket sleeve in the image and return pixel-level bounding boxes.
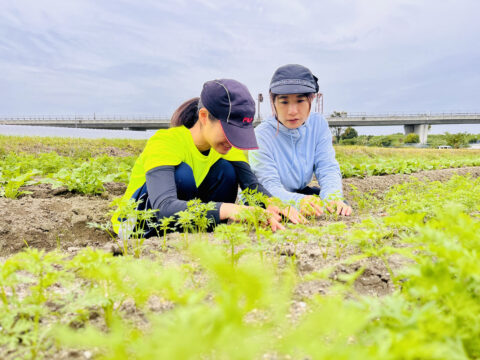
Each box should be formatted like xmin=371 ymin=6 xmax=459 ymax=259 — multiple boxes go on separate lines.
xmin=146 ymin=166 xmax=222 ymax=226
xmin=313 ymin=118 xmax=344 ymax=200
xmin=249 ymin=142 xmax=306 ymax=207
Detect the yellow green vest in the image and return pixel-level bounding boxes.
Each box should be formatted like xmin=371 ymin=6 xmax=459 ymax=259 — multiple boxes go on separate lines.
xmin=112 ymin=126 xmax=247 ymax=233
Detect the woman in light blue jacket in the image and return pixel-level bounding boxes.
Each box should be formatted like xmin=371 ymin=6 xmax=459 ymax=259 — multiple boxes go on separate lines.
xmin=250 ymin=64 xmax=352 ymax=217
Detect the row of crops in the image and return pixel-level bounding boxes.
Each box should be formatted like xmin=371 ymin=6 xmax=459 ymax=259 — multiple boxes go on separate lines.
xmin=2 ymin=140 xmax=480 ymax=197
xmin=336 ymin=146 xmax=480 ymax=177
xmin=0 ymin=152 xmax=135 ymax=197
xmin=1 ymin=172 xmax=480 ymax=359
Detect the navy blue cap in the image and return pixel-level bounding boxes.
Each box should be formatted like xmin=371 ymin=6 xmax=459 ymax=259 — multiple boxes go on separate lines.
xmin=270 ymin=64 xmax=319 ymax=95
xmin=201 ymin=79 xmax=258 ymax=150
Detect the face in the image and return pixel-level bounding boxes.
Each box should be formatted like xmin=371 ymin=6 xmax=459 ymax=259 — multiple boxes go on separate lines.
xmin=202 ymin=117 xmax=232 ymax=155
xmin=274 ymin=94 xmax=311 ymax=129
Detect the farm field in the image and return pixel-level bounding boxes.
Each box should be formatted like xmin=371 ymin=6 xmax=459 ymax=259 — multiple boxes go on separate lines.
xmin=1 ymin=135 xmax=480 ymax=359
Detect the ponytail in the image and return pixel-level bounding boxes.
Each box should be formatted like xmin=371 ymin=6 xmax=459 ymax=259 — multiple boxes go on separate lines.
xmin=170 ymin=97 xmax=200 ymax=129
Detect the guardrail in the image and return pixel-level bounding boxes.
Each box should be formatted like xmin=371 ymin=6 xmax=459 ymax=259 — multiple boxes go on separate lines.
xmin=2 ymin=112 xmax=480 ymax=121
xmin=2 ymin=113 xmax=480 ymax=129
xmin=0 ymin=115 xmax=170 ymax=123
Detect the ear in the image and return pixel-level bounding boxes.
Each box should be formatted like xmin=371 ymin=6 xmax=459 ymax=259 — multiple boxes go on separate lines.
xmin=198 ymin=107 xmax=209 ymax=126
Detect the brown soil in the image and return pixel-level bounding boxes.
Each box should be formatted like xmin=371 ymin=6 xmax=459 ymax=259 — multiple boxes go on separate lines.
xmin=342 ymin=166 xmax=480 ymax=201
xmin=102 ymin=146 xmax=136 ymax=157
xmin=1 ymin=166 xmax=479 ymax=297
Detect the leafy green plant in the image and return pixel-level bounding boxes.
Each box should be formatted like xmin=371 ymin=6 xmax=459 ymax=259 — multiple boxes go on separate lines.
xmin=214 ymin=223 xmax=250 ymax=266
xmin=186 ymin=199 xmax=216 ymax=234
xmin=0 ymin=170 xmax=39 ymax=199
xmin=158 ymin=216 xmax=175 ymax=251
xmin=105 ymin=198 xmax=158 ymax=256
xmin=238 ymin=188 xmax=270 ymax=241
xmin=0 ymin=249 xmax=69 ymax=359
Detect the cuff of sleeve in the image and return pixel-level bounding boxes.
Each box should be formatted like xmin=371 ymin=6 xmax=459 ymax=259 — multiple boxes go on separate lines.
xmin=256 ymin=184 xmax=273 ymax=198
xmin=206 ymin=202 xmax=223 ymax=226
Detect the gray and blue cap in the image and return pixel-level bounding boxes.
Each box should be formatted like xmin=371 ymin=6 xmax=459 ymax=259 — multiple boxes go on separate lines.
xmin=201 ymin=79 xmax=258 ymax=150
xmin=269 ymin=64 xmax=319 ymax=95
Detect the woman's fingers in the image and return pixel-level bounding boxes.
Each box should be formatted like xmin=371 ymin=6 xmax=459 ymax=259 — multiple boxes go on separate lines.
xmin=283 ymin=206 xmax=306 ymax=224
xmin=327 ymin=200 xmax=353 ymax=216
xmin=343 ymin=204 xmax=353 ymax=216
xmin=270 ymin=211 xmax=282 ymax=222
xmin=268 ymin=216 xmax=285 ymax=232
xmin=310 ymin=201 xmax=324 ymax=216
xmin=265 ymin=198 xmax=354 ymax=227
xmin=265 ymin=205 xmax=281 ymax=221
xmin=300 ymin=200 xmax=323 ymax=218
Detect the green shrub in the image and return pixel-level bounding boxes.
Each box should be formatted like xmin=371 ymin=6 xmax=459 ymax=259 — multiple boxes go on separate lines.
xmin=340 ymin=127 xmax=358 ymax=140
xmin=404 ymin=133 xmax=420 ymax=144
xmin=339 ymin=138 xmax=357 ymax=145
xmin=368 ymin=136 xmax=392 ymax=147
xmin=445 ymin=132 xmax=469 ymax=148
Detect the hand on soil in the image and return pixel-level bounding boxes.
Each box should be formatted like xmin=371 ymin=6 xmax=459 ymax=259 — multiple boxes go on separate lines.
xmin=326 ymin=200 xmax=353 ymax=216
xmin=266 ymin=204 xmax=306 ymax=231
xmin=300 ymin=195 xmax=324 ymax=217
xmin=265 ymin=208 xmax=285 ymax=232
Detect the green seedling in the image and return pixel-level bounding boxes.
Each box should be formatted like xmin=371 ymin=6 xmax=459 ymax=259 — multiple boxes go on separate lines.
xmin=104 ymin=197 xmax=158 ymax=256
xmin=348 ymin=184 xmax=380 ymax=212
xmin=186 ymin=199 xmax=216 ymax=234
xmin=175 ymin=209 xmax=195 ymax=248
xmin=238 ymin=188 xmax=271 ymax=245
xmin=215 ymin=223 xmax=250 ymax=266
xmin=175 ymin=199 xmax=216 ymax=246
xmin=158 ymin=216 xmax=175 ymax=251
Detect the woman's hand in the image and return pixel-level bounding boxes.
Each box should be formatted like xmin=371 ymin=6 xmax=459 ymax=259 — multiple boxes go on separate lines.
xmin=265 ymin=204 xmax=306 ymax=231
xmin=219 ymin=203 xmax=248 ymax=222
xmin=219 ymin=202 xmax=306 ymax=232
xmin=326 ymin=200 xmax=352 ymax=216
xmin=220 ymin=203 xmax=285 ymax=232
xmin=300 ymin=195 xmax=324 ymax=217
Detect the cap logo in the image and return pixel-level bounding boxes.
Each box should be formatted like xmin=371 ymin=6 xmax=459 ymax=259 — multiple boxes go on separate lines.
xmin=243 ymin=117 xmax=253 ymax=123
xmin=270 ymin=79 xmax=316 ymax=89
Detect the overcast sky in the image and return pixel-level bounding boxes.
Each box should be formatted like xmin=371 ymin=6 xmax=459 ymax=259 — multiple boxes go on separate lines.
xmin=1 ymin=0 xmax=479 ymax=121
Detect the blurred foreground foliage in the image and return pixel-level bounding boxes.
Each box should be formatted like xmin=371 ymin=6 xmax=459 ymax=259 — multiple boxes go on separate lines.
xmin=1 ymin=174 xmax=480 ymax=359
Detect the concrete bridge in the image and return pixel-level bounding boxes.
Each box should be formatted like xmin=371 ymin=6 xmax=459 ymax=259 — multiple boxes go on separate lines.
xmin=2 ymin=113 xmax=480 ymax=144
xmin=0 ymin=115 xmax=171 ymax=131
xmin=327 ymin=113 xmax=480 ymax=144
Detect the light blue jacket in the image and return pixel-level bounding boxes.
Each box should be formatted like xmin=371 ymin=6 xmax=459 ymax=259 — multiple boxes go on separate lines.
xmin=249 ymin=112 xmax=343 ymax=205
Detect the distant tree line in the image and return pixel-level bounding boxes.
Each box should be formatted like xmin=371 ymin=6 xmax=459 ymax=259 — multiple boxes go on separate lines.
xmin=331 ymin=127 xmax=479 ymax=148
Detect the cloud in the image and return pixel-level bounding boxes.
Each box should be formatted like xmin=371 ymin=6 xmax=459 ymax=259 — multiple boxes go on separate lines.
xmin=0 ymin=0 xmax=479 ymax=117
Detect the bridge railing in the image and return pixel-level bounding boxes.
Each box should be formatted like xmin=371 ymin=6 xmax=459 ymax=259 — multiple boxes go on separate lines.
xmin=0 ymin=115 xmax=170 ymax=121
xmin=2 ymin=113 xmax=480 ymax=125
xmin=331 ymin=112 xmax=480 ymax=118
xmin=0 ymin=115 xmax=171 ymax=124
xmin=2 ymin=112 xmax=480 ymax=119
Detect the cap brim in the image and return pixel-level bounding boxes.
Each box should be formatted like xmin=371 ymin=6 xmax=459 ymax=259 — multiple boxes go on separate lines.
xmin=219 ymin=121 xmax=258 ymax=150
xmin=270 ymin=84 xmax=316 ymax=95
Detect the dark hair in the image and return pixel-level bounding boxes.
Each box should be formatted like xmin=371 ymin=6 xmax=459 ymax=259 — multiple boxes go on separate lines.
xmin=170 ymin=97 xmax=199 ymax=128
xmin=270 ymin=92 xmax=313 ymax=103
xmin=170 ymin=97 xmax=218 ymax=128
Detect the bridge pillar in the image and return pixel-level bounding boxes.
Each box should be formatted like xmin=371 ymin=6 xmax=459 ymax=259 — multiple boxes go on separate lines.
xmin=404 ymin=124 xmax=428 ymax=144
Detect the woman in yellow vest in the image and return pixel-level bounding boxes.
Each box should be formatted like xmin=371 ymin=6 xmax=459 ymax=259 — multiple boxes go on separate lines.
xmin=112 ymin=79 xmax=303 ymax=238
